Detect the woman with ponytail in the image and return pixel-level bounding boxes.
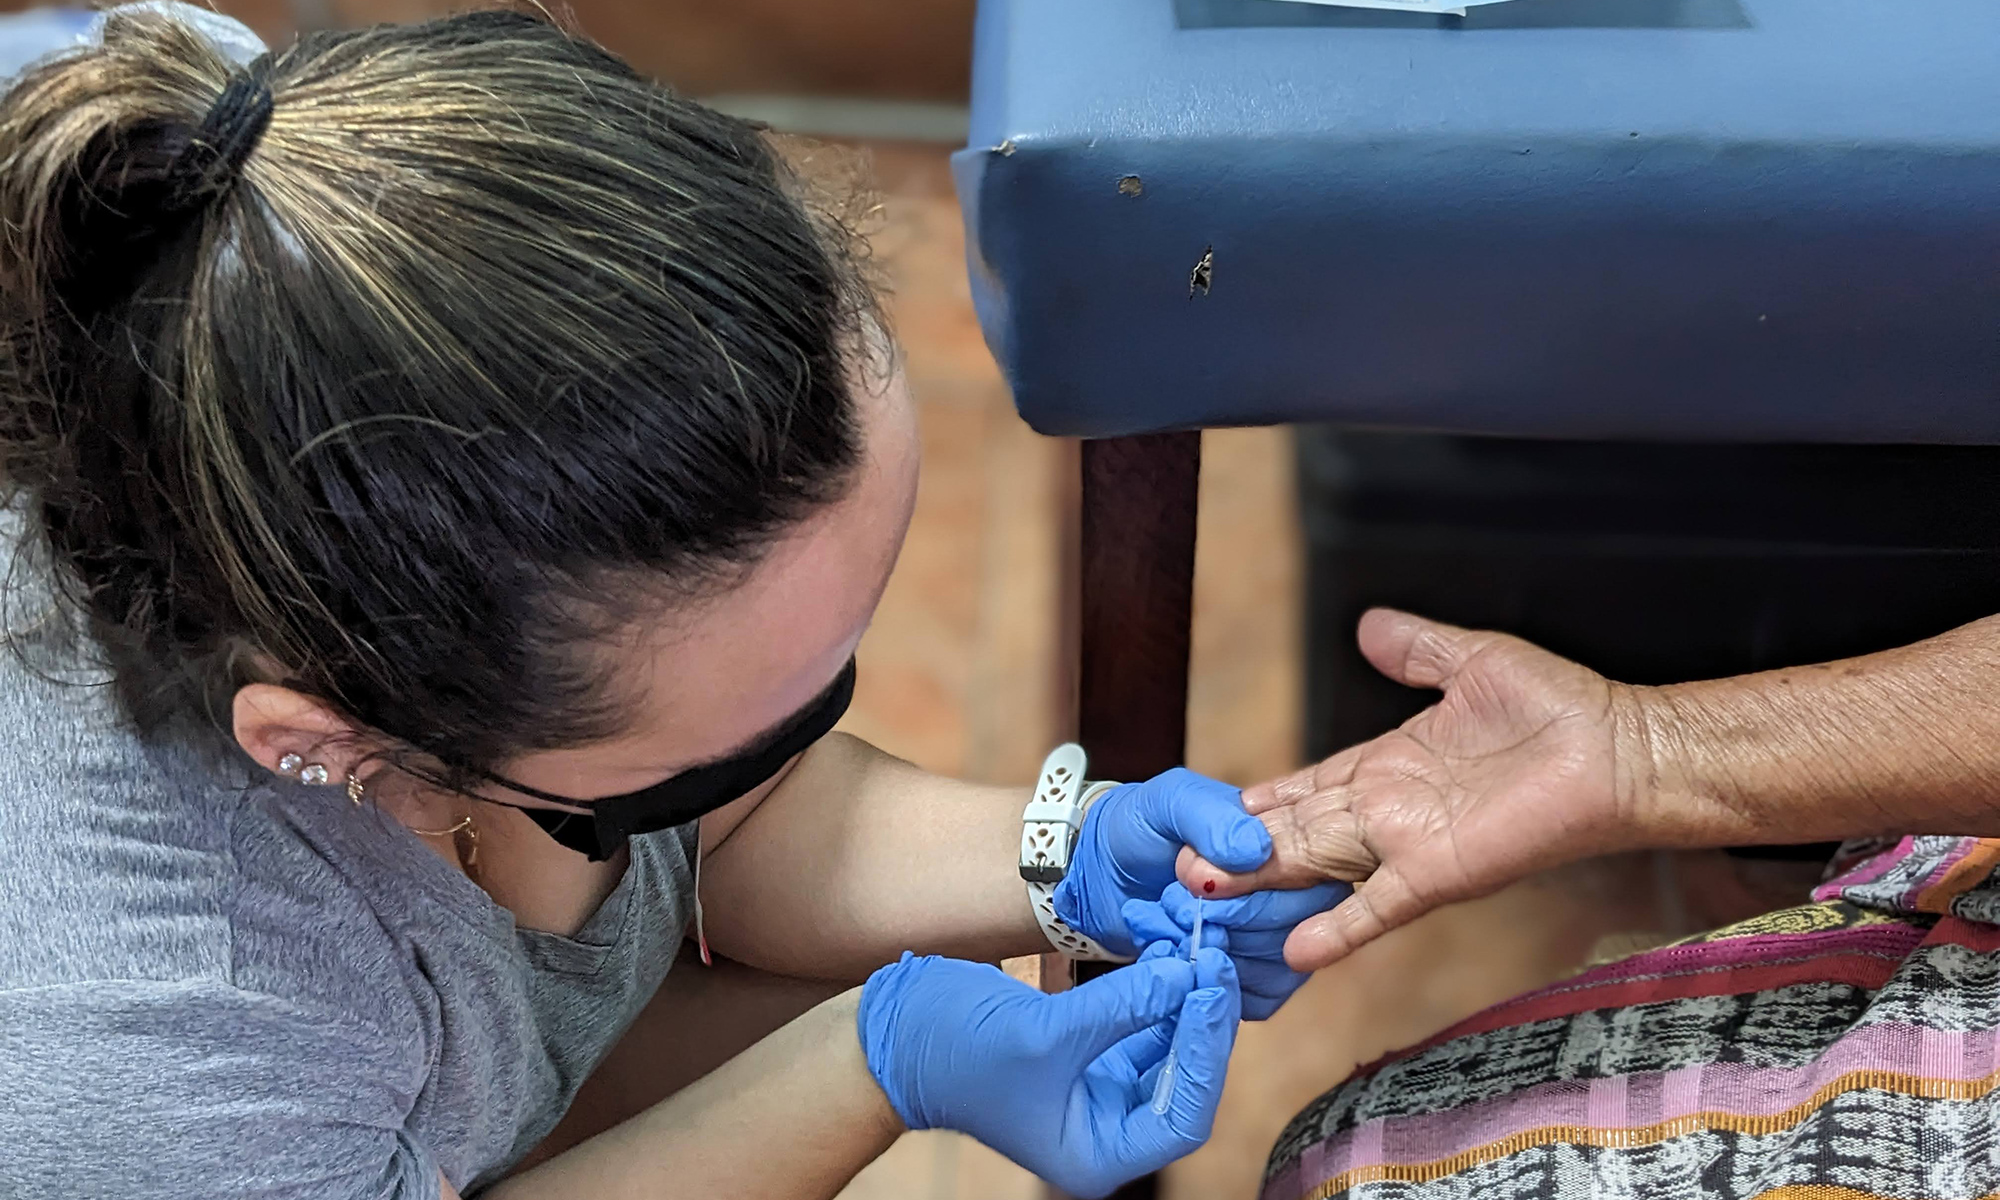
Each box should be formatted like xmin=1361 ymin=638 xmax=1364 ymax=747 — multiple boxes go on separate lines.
xmin=0 ymin=7 xmax=1328 ymax=1197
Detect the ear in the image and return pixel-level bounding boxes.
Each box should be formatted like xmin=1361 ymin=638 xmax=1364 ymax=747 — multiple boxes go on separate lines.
xmin=232 ymin=683 xmax=373 ymax=785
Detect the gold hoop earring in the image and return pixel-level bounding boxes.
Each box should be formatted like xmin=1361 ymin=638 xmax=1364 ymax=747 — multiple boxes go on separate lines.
xmin=416 ymin=814 xmax=477 ymax=839
xmin=349 ymin=769 xmax=480 ymax=874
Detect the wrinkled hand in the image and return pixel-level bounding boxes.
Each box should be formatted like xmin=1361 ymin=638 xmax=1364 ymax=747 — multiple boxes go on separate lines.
xmin=859 ymin=948 xmax=1241 ymax=1199
xmin=1055 ymin=768 xmax=1275 ymax=958
xmin=1123 ymin=881 xmax=1349 ymax=1019
xmin=1179 ymin=609 xmax=1649 ymax=972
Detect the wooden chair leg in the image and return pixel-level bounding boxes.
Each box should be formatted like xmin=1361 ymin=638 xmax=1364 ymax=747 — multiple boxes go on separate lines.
xmin=1079 ymin=432 xmax=1202 ymax=781
xmin=1046 ymin=431 xmax=1203 ymax=1200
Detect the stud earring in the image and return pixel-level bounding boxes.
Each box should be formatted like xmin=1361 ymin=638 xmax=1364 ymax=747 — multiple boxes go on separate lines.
xmin=277 ymin=753 xmax=303 ymax=776
xmin=346 ymin=771 xmax=365 ymax=806
xmin=298 ymin=763 xmax=329 ymax=786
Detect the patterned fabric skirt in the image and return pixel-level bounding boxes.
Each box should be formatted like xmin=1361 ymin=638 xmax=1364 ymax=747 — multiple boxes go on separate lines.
xmin=1263 ymin=836 xmax=2000 ymax=1200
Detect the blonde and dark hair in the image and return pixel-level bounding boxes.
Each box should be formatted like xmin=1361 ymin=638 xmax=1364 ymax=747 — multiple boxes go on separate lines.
xmin=0 ymin=8 xmax=872 ymax=770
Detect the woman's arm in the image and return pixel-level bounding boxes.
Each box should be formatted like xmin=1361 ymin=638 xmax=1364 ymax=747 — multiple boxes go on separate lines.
xmin=483 ymin=989 xmax=901 ymax=1200
xmin=512 ymin=946 xmax=847 ymax=1173
xmin=485 ymin=950 xmax=1233 ymax=1200
xmin=699 ymin=733 xmax=1045 ymax=978
xmin=698 ymin=733 xmax=1281 ymax=988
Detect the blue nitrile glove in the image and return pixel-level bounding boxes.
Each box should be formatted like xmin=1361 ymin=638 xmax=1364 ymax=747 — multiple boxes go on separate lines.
xmin=1122 ymin=880 xmax=1352 ymax=1020
xmin=1053 ymin=767 xmax=1273 ymax=958
xmin=858 ymin=947 xmax=1242 ymax=1199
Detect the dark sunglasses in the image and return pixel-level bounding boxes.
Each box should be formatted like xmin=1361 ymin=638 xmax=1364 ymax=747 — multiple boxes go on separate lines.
xmin=403 ymin=659 xmax=857 ymax=861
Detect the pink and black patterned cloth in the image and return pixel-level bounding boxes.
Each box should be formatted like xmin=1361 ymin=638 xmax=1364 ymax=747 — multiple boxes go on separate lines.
xmin=1265 ymin=836 xmax=2000 ymax=1200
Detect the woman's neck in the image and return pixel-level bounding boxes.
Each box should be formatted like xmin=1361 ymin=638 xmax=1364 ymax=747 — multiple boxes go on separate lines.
xmin=374 ymin=773 xmax=630 ymax=937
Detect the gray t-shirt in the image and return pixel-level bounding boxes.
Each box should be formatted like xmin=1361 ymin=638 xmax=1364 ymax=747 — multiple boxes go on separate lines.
xmin=0 ymin=541 xmax=697 ymax=1199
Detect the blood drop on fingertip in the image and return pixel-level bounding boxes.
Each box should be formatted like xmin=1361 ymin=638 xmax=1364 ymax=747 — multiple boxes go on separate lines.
xmin=1202 ymin=880 xmax=1215 ymax=894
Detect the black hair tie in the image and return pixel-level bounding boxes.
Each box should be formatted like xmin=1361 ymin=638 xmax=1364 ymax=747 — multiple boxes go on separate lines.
xmin=164 ymin=52 xmax=275 ymax=211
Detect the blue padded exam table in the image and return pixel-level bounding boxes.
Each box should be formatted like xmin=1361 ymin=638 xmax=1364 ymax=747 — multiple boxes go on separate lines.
xmin=958 ymin=0 xmax=2000 ymax=444
xmin=955 ymin=2 xmax=2000 ymax=1127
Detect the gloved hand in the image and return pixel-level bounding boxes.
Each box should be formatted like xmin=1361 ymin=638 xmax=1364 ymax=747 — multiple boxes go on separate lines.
xmin=858 ymin=946 xmax=1242 ymax=1199
xmin=1122 ymin=880 xmax=1351 ymax=1019
xmin=1053 ymin=767 xmax=1273 ymax=959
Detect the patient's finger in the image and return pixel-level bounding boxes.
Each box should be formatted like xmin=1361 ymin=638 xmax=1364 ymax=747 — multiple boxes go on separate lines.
xmin=1283 ymin=865 xmax=1425 ymax=971
xmin=1240 ymin=744 xmax=1364 ymax=816
xmin=1177 ymin=800 xmax=1377 ymax=899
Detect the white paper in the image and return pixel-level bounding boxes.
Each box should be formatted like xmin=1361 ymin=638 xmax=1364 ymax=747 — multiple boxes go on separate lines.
xmin=1266 ymin=0 xmax=1522 ymax=13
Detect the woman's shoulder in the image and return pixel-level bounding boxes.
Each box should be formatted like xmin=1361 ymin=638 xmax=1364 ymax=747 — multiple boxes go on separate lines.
xmin=0 ymin=708 xmax=443 ymax=1195
xmin=0 ymin=637 xmax=432 ymax=1044
xmin=0 ymin=514 xmax=393 ymax=991
xmin=0 ymin=691 xmax=441 ymax=1024
xmin=0 ymin=615 xmax=239 ymax=989
xmin=0 ymin=973 xmax=440 ymax=1200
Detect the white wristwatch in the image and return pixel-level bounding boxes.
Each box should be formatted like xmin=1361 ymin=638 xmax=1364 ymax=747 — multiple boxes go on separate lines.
xmin=1021 ymin=743 xmax=1132 ymax=962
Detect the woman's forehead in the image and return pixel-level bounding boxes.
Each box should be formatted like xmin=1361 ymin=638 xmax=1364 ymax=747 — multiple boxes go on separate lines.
xmin=502 ymin=361 xmax=918 ymax=795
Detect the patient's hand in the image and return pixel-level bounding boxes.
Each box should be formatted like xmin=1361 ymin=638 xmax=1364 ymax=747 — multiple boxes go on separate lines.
xmin=1178 ymin=609 xmax=1650 ymax=972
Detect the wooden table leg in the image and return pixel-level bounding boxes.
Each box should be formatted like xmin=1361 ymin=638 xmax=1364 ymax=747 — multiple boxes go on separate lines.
xmin=1046 ymin=431 xmax=1203 ymax=1200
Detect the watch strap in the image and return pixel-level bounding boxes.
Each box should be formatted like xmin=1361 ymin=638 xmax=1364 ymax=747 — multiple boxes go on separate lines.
xmin=1021 ymin=744 xmax=1131 ymax=962
xmin=1020 ymin=743 xmax=1089 ymax=885
xmin=1027 ymin=878 xmax=1132 ymax=963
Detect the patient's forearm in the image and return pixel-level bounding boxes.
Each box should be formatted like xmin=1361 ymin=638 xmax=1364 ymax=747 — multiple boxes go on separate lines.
xmin=1630 ymin=614 xmax=2000 ymax=848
